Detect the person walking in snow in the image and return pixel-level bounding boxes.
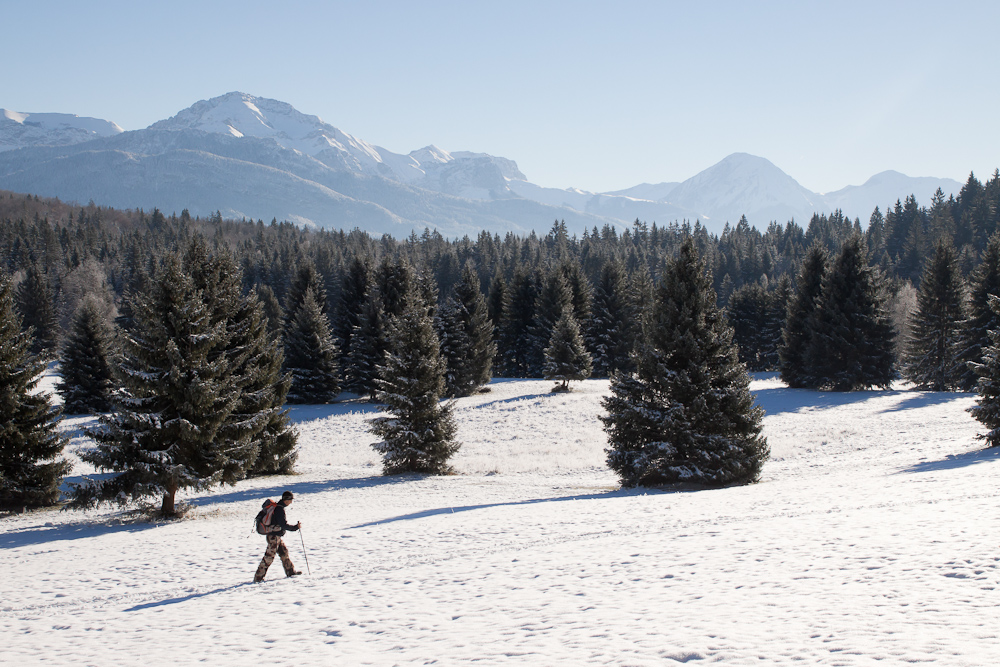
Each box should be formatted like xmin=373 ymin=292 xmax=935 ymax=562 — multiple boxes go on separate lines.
xmin=254 ymin=491 xmax=302 ymax=582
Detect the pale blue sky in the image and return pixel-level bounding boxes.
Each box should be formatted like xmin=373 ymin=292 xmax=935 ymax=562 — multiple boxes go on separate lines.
xmin=4 ymin=1 xmax=997 ymax=193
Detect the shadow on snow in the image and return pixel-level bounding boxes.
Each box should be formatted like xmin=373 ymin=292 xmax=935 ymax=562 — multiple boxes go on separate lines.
xmin=896 ymin=445 xmax=1000 ymax=475
xmin=346 ymin=486 xmax=658 ymax=529
xmin=753 ymin=386 xmax=971 ymax=418
xmin=125 ymin=582 xmax=256 ymax=612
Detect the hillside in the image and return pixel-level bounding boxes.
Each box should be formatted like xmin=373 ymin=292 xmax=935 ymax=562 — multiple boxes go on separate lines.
xmin=2 ymin=375 xmax=997 ymax=665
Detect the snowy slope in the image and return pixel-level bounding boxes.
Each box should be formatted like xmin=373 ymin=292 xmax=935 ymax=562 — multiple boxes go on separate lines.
xmin=0 ymin=109 xmax=124 ymax=152
xmin=2 ymin=375 xmax=998 ymax=665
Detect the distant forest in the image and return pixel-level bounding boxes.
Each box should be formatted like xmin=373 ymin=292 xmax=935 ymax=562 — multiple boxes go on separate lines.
xmin=1 ymin=168 xmax=999 ymax=382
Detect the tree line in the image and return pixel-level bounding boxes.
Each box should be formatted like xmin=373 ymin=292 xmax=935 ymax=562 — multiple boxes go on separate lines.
xmin=3 ymin=171 xmax=1000 ymax=513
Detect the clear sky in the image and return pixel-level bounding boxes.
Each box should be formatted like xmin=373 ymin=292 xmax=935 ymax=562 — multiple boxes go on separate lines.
xmin=4 ymin=0 xmax=997 ymax=194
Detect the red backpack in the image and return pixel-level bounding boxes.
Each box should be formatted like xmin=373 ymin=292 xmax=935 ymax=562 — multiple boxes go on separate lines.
xmin=254 ymin=499 xmax=280 ymax=535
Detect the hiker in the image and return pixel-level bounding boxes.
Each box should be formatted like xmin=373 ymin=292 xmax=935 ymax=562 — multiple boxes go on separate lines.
xmin=253 ymin=491 xmax=302 ymax=582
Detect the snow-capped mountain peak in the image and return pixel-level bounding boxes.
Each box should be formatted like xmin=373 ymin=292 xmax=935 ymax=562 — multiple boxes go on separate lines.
xmin=0 ymin=109 xmax=124 ymax=152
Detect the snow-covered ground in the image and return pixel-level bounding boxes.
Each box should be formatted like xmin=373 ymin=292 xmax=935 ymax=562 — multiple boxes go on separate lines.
xmin=3 ymin=376 xmax=999 ymax=665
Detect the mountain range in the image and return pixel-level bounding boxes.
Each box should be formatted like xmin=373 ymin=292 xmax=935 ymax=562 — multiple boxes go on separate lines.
xmin=0 ymin=92 xmax=963 ymax=237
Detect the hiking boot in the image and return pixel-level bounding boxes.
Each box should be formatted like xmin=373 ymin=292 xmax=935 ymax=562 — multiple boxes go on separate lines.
xmin=287 ymin=570 xmax=302 ymax=577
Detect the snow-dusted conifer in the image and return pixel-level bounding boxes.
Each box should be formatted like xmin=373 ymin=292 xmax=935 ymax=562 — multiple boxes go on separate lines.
xmin=728 ymin=281 xmax=771 ymax=371
xmin=73 ymin=253 xmax=242 ymax=516
xmin=56 ymin=298 xmax=115 ymax=414
xmin=335 ymin=255 xmax=373 ymax=394
xmin=0 ymin=270 xmax=70 ymax=510
xmin=497 ymin=268 xmax=537 ymax=377
xmin=439 ymin=263 xmax=495 ymax=397
xmin=969 ymin=295 xmax=1000 ymax=447
xmin=602 ymin=237 xmax=768 ymax=488
xmin=284 ymin=286 xmax=340 ymax=404
xmin=779 ymin=246 xmax=827 ymax=387
xmin=902 ymin=241 xmax=967 ymax=390
xmin=805 ymin=235 xmax=896 ymax=391
xmin=544 ymin=310 xmax=592 ymax=391
xmin=527 ymin=268 xmax=573 ymax=376
xmin=369 ymin=285 xmax=459 ymax=475
xmin=587 ymin=259 xmax=632 ymax=377
xmin=16 ymin=263 xmax=59 ymax=359
xmin=955 ymin=234 xmax=1000 ymax=390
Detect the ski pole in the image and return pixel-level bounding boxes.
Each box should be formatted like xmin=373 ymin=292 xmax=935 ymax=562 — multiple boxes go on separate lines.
xmin=299 ymin=528 xmax=311 ymax=575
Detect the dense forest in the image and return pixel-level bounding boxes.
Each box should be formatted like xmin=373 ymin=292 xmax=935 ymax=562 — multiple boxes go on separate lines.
xmin=3 ymin=170 xmax=1000 ymax=509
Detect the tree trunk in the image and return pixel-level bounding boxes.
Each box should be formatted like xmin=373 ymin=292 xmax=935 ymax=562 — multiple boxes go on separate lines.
xmin=161 ymin=478 xmax=178 ymax=516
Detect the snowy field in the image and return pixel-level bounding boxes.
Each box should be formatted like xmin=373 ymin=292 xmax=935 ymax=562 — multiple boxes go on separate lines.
xmin=3 ymin=375 xmax=999 ymax=665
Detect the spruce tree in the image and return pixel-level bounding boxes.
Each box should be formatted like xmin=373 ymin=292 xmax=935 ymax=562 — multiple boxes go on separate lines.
xmin=0 ymin=271 xmax=70 ymax=510
xmin=587 ymin=259 xmax=633 ymax=377
xmin=955 ymin=234 xmax=1000 ymax=390
xmin=902 ymin=241 xmax=967 ymax=390
xmin=805 ymin=235 xmax=896 ymax=391
xmin=602 ymin=238 xmax=768 ymax=488
xmin=56 ymin=298 xmax=116 ymax=414
xmin=439 ymin=263 xmax=495 ymax=397
xmin=72 ymin=254 xmax=243 ymax=516
xmin=527 ymin=268 xmax=573 ymax=376
xmin=543 ymin=310 xmax=592 ymax=391
xmin=497 ymin=268 xmax=537 ymax=377
xmin=334 ymin=255 xmax=373 ymax=394
xmin=764 ymin=275 xmax=794 ymax=371
xmin=284 ymin=286 xmax=341 ymax=404
xmin=16 ymin=263 xmax=59 ymax=359
xmin=369 ymin=286 xmax=459 ymax=475
xmin=728 ymin=281 xmax=771 ymax=371
xmin=970 ymin=295 xmax=1000 ymax=447
xmin=779 ymin=246 xmax=828 ymax=387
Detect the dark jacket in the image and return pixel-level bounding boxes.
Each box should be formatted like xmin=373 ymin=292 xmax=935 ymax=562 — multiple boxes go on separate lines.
xmin=271 ymin=502 xmax=299 ymax=537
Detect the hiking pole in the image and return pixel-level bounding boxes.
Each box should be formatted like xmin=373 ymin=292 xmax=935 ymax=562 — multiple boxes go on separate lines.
xmin=299 ymin=528 xmax=311 ymax=575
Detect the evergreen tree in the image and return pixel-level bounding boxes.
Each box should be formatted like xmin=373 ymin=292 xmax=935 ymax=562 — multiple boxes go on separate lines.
xmin=335 ymin=256 xmax=373 ymax=394
xmin=438 ymin=263 xmax=495 ymax=397
xmin=955 ymin=234 xmax=1000 ymax=391
xmin=16 ymin=263 xmax=59 ymax=359
xmin=587 ymin=259 xmax=633 ymax=377
xmin=284 ymin=286 xmax=341 ymax=404
xmin=283 ymin=261 xmax=327 ymax=328
xmin=369 ymin=286 xmax=459 ymax=475
xmin=543 ymin=310 xmax=592 ymax=391
xmin=901 ymin=241 xmax=967 ymax=390
xmin=72 ymin=254 xmax=244 ymax=516
xmin=970 ymin=295 xmax=1000 ymax=447
xmin=527 ymin=267 xmax=574 ymax=375
xmin=0 ymin=271 xmax=70 ymax=510
xmin=498 ymin=268 xmax=537 ymax=377
xmin=486 ymin=270 xmax=509 ymax=371
xmin=350 ymin=295 xmax=387 ymax=398
xmin=602 ymin=238 xmax=768 ymax=488
xmin=727 ymin=281 xmax=771 ymax=371
xmin=764 ymin=275 xmax=794 ymax=371
xmin=805 ymin=236 xmax=896 ymax=391
xmin=779 ymin=246 xmax=828 ymax=387
xmin=186 ymin=240 xmax=297 ymax=474
xmin=56 ymin=298 xmax=115 ymax=414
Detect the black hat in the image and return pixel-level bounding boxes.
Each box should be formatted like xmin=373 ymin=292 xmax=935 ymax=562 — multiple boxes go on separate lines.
xmin=281 ymin=491 xmax=294 ymax=501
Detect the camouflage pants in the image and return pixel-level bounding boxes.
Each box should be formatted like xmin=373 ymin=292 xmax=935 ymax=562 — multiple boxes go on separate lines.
xmin=254 ymin=534 xmax=297 ymax=581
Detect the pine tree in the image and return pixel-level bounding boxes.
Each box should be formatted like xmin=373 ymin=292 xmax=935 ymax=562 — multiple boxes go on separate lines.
xmin=970 ymin=295 xmax=1000 ymax=446
xmin=587 ymin=259 xmax=633 ymax=377
xmin=805 ymin=235 xmax=896 ymax=391
xmin=0 ymin=271 xmax=70 ymax=510
xmin=764 ymin=275 xmax=793 ymax=371
xmin=527 ymin=268 xmax=574 ymax=376
xmin=56 ymin=298 xmax=116 ymax=414
xmin=369 ymin=286 xmax=459 ymax=475
xmin=955 ymin=234 xmax=1000 ymax=391
xmin=902 ymin=241 xmax=967 ymax=390
xmin=727 ymin=281 xmax=771 ymax=371
xmin=16 ymin=263 xmax=59 ymax=359
xmin=439 ymin=263 xmax=496 ymax=397
xmin=497 ymin=268 xmax=537 ymax=377
xmin=284 ymin=286 xmax=341 ymax=404
xmin=335 ymin=255 xmax=373 ymax=394
xmin=186 ymin=240 xmax=297 ymax=474
xmin=72 ymin=254 xmax=243 ymax=516
xmin=602 ymin=238 xmax=768 ymax=488
xmin=544 ymin=310 xmax=592 ymax=391
xmin=779 ymin=246 xmax=828 ymax=387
